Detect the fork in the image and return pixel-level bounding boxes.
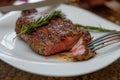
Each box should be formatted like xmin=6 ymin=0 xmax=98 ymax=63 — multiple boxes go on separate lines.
xmin=88 ymin=31 xmax=120 ymax=52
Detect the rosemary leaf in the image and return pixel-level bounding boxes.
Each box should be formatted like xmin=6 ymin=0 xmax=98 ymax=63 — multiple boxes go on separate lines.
xmin=76 ymin=24 xmax=116 ymax=32
xmin=16 ymin=10 xmax=65 ymax=37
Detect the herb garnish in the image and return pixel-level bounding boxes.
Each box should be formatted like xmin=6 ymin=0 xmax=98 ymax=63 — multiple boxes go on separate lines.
xmin=16 ymin=10 xmax=65 ymax=37
xmin=76 ymin=24 xmax=116 ymax=32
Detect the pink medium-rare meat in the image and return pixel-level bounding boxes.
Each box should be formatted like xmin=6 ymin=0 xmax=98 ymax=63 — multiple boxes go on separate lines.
xmin=71 ymin=31 xmax=96 ymax=60
xmin=15 ymin=10 xmax=95 ymax=60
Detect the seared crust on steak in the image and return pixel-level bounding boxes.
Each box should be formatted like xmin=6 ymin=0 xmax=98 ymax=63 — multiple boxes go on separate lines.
xmin=15 ymin=10 xmax=95 ymax=60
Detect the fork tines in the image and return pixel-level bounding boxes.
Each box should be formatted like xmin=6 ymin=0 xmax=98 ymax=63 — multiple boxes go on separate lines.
xmin=88 ymin=31 xmax=120 ymax=51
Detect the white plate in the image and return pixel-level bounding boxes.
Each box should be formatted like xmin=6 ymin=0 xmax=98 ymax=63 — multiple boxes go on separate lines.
xmin=0 ymin=4 xmax=120 ymax=77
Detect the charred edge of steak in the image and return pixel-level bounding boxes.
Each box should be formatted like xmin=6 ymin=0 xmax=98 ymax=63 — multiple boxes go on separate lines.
xmin=22 ymin=9 xmax=37 ymax=16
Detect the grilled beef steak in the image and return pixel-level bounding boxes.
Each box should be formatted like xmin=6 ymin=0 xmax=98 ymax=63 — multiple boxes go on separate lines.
xmin=15 ymin=10 xmax=95 ymax=60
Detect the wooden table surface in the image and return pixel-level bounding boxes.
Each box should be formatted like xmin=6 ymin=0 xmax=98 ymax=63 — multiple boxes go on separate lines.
xmin=0 ymin=4 xmax=120 ymax=80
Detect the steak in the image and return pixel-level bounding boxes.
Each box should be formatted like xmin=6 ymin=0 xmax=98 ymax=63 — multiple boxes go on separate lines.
xmin=15 ymin=10 xmax=95 ymax=60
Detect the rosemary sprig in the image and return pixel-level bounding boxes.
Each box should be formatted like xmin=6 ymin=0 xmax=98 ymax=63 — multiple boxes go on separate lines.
xmin=16 ymin=10 xmax=65 ymax=37
xmin=76 ymin=24 xmax=116 ymax=32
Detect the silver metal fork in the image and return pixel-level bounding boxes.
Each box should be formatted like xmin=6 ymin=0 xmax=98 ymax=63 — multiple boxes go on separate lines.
xmin=88 ymin=31 xmax=120 ymax=52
